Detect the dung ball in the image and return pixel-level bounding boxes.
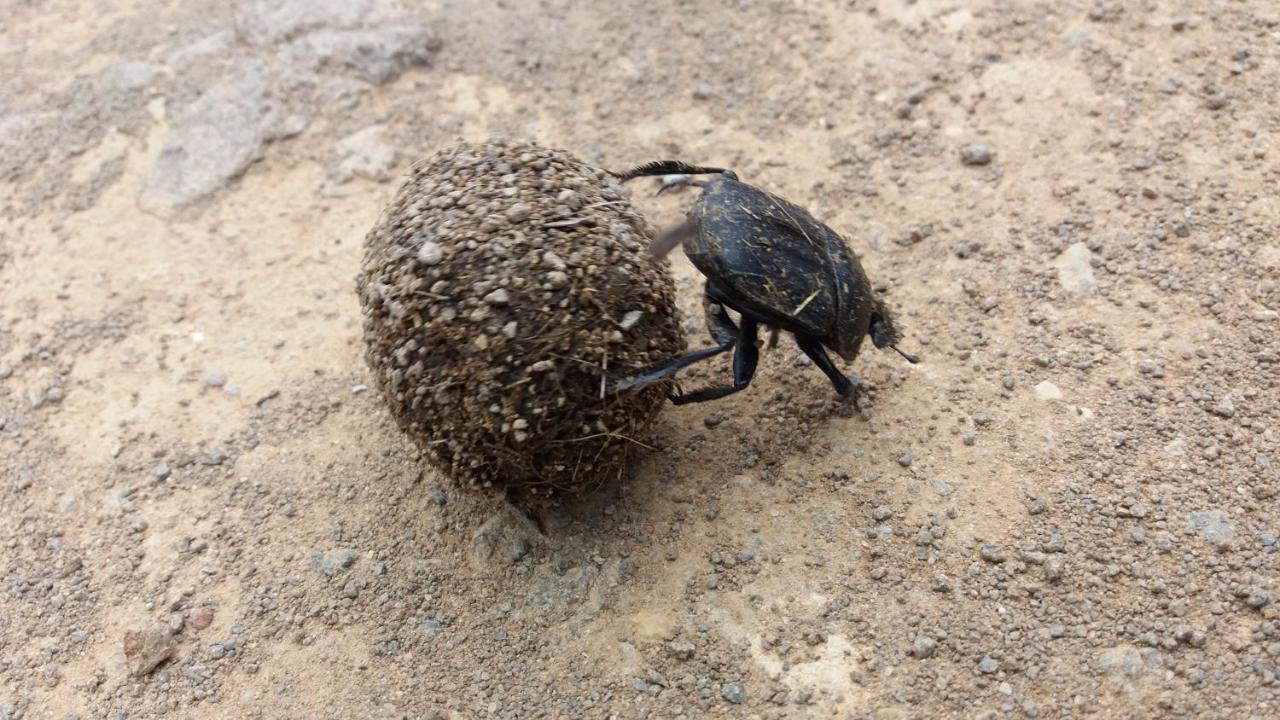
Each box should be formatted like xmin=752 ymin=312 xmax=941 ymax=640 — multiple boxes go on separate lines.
xmin=356 ymin=138 xmax=685 ymax=499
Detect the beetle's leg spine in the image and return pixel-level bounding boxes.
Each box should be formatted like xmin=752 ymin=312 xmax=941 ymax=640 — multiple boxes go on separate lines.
xmin=611 ymin=161 xmax=730 ymax=183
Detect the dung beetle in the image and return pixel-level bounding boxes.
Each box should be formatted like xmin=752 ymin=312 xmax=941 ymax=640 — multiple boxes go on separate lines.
xmin=609 ymin=161 xmax=918 ymax=405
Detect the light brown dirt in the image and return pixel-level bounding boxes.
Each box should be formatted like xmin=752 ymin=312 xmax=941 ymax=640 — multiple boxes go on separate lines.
xmin=1 ymin=1 xmax=1277 ymax=719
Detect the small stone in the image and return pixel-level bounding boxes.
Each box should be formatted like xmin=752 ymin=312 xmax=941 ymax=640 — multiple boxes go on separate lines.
xmin=1055 ymin=242 xmax=1098 ymax=295
xmin=960 ymin=144 xmax=993 ymax=166
xmin=416 ymin=240 xmax=444 ymax=265
xmin=123 ymin=625 xmax=176 ymax=676
xmin=1245 ymin=588 xmax=1273 ymax=610
xmin=202 ymin=449 xmax=226 ymax=466
xmin=205 ymin=372 xmax=227 ymax=388
xmin=484 ymin=288 xmax=511 ymax=305
xmin=1044 ymin=532 xmax=1066 ymax=553
xmin=1186 ymin=510 xmax=1233 ymax=545
xmin=152 ymin=463 xmax=171 ymax=481
xmin=721 ymin=681 xmax=748 ymax=705
xmin=980 ymin=541 xmax=1005 ymax=563
xmin=911 ymin=635 xmax=938 ymax=659
xmin=510 ymin=538 xmax=531 ymax=562
xmin=311 ymin=548 xmax=358 ymax=576
xmin=191 ymin=607 xmax=214 ymax=631
xmin=210 ymin=643 xmax=226 ymax=659
xmin=962 ymin=431 xmax=976 ymax=446
xmin=897 ymin=452 xmax=913 ymax=467
xmin=930 ymin=478 xmax=953 ymax=496
xmin=1001 ymin=375 xmax=1016 ymax=390
xmin=668 ymin=638 xmax=695 ymax=660
xmin=873 ymin=506 xmax=893 ymax=521
xmin=1034 ymin=381 xmax=1063 ymax=401
xmin=505 ymin=203 xmax=533 ymax=222
xmin=351 ymin=384 xmax=368 ymax=394
xmin=977 ymin=657 xmax=1000 ymax=674
xmin=0 ymin=364 xmax=12 ymax=380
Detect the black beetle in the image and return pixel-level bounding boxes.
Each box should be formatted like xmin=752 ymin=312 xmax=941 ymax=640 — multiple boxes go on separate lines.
xmin=609 ymin=161 xmax=918 ymax=405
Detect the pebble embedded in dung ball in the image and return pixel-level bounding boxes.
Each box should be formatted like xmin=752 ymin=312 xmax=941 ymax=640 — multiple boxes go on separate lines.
xmin=356 ymin=138 xmax=686 ymax=498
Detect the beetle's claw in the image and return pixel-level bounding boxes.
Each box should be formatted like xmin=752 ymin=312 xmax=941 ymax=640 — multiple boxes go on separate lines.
xmin=656 ymin=174 xmax=693 ymax=196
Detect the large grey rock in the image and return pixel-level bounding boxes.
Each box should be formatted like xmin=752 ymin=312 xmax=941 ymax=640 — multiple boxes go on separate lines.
xmin=291 ymin=24 xmax=437 ymax=84
xmin=332 ymin=125 xmax=397 ymax=182
xmin=237 ymin=0 xmax=374 ymax=44
xmin=139 ymin=61 xmax=304 ymax=213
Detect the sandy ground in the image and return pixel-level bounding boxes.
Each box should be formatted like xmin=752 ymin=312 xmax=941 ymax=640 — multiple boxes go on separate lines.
xmin=2 ymin=0 xmax=1278 ymax=718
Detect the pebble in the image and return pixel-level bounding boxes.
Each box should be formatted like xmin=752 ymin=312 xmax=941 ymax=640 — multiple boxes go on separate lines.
xmin=1055 ymin=242 xmax=1098 ymax=295
xmin=1034 ymin=381 xmax=1062 ymax=401
xmin=911 ymin=635 xmax=938 ymax=659
xmin=152 ymin=463 xmax=171 ymax=481
xmin=897 ymin=452 xmax=913 ymax=467
xmin=1186 ymin=510 xmax=1234 ymax=545
xmin=205 ymin=372 xmax=227 ymax=388
xmin=980 ymin=541 xmax=1005 ymax=563
xmin=416 ymin=240 xmax=444 ymax=265
xmin=873 ymin=506 xmax=893 ymax=521
xmin=0 ymin=364 xmax=12 ymax=380
xmin=721 ymin=681 xmax=748 ymax=705
xmin=123 ymin=625 xmax=176 ymax=676
xmin=668 ymin=638 xmax=695 ymax=660
xmin=311 ymin=548 xmax=358 ymax=575
xmin=977 ymin=657 xmax=1000 ymax=674
xmin=962 ymin=431 xmax=976 ymax=446
xmin=191 ymin=607 xmax=214 ymax=631
xmin=351 ymin=384 xmax=368 ymax=394
xmin=960 ymin=143 xmax=993 ymax=166
xmin=484 ymin=288 xmax=511 ymax=305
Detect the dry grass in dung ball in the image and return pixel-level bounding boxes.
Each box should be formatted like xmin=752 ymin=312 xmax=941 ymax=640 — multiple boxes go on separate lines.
xmin=356 ymin=137 xmax=686 ymax=499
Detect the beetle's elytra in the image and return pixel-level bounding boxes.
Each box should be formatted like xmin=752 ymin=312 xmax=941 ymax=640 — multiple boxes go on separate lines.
xmin=610 ymin=161 xmax=918 ymax=405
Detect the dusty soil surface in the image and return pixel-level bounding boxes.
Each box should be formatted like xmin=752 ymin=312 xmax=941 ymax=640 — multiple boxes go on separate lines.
xmin=2 ymin=1 xmax=1278 ymax=718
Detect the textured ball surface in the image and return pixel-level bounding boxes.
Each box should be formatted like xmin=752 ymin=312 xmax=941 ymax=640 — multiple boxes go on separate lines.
xmin=357 ymin=138 xmax=685 ymax=497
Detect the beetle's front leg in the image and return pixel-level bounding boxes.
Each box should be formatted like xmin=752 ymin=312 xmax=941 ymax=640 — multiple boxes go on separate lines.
xmin=796 ymin=336 xmax=860 ymax=400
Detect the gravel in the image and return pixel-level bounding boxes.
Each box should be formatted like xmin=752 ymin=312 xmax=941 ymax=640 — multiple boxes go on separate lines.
xmin=959 ymin=144 xmax=993 ymax=166
xmin=721 ymin=681 xmax=748 ymax=704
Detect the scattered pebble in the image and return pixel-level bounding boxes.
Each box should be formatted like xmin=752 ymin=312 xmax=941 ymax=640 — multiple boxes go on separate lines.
xmin=123 ymin=625 xmax=176 ymax=676
xmin=311 ymin=548 xmax=358 ymax=576
xmin=980 ymin=541 xmax=1006 ymax=563
xmin=960 ymin=143 xmax=993 ymax=166
xmin=721 ymin=681 xmax=748 ymax=705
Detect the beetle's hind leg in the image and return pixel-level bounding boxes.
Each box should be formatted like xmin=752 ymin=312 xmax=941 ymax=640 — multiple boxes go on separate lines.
xmin=796 ymin=335 xmax=859 ymax=399
xmin=610 ymin=286 xmax=739 ymax=394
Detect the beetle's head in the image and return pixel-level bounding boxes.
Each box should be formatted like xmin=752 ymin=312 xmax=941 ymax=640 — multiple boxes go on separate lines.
xmin=870 ymin=304 xmax=919 ymax=364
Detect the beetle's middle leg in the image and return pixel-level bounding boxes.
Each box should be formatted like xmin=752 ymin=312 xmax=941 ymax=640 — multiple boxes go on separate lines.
xmin=669 ymin=317 xmax=760 ymax=405
xmin=796 ymin=335 xmax=859 ymax=398
xmin=610 ymin=285 xmax=739 ymax=393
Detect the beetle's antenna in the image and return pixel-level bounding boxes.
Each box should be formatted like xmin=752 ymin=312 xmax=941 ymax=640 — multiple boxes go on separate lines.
xmin=611 ymin=161 xmax=729 ymax=183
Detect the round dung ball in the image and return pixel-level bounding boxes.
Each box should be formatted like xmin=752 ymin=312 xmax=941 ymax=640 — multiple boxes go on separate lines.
xmin=356 ymin=137 xmax=685 ymax=498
